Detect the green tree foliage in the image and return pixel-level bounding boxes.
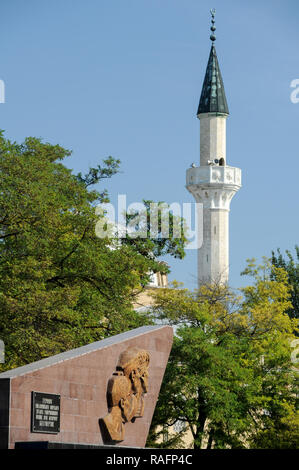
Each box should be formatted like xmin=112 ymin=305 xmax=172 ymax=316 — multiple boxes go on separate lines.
xmin=147 ymin=261 xmax=299 ymax=449
xmin=271 ymin=246 xmax=299 ymax=323
xmin=0 ymin=132 xmax=186 ymax=370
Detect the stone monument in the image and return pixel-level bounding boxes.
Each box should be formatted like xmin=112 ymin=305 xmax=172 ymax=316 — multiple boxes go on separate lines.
xmin=0 ymin=325 xmax=173 ymax=449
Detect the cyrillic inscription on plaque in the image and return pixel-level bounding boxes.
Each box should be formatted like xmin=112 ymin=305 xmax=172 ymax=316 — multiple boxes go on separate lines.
xmin=31 ymin=392 xmax=60 ymax=434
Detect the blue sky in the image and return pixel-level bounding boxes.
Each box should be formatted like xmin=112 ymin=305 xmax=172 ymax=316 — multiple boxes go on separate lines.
xmin=1 ymin=0 xmax=299 ymax=290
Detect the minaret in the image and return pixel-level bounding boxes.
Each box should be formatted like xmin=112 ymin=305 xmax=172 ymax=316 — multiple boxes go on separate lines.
xmin=186 ymin=10 xmax=241 ymax=286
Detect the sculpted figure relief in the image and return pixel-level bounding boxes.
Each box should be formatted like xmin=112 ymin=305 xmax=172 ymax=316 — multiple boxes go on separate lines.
xmin=100 ymin=346 xmax=150 ymax=443
xmin=100 ymin=374 xmax=137 ymax=442
xmin=116 ymin=347 xmax=150 ymax=418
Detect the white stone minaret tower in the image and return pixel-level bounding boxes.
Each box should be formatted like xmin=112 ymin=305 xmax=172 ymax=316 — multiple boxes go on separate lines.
xmin=186 ymin=10 xmax=241 ymax=286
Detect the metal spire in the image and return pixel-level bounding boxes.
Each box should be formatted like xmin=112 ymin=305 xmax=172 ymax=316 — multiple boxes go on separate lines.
xmin=196 ymin=9 xmax=229 ymax=116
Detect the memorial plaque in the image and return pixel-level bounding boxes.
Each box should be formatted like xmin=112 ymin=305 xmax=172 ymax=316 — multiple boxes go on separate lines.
xmin=31 ymin=392 xmax=60 ymax=434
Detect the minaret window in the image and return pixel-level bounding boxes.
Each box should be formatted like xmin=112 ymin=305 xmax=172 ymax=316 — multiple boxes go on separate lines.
xmin=219 ymin=158 xmax=225 ymax=166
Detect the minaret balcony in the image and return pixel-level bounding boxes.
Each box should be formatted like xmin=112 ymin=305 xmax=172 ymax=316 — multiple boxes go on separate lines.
xmin=186 ymin=165 xmax=241 ymax=188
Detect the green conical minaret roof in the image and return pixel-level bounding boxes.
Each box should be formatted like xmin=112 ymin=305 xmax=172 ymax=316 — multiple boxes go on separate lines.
xmin=197 ymin=44 xmax=229 ymax=116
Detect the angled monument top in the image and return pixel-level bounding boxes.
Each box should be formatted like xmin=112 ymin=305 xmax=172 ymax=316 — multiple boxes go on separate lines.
xmin=0 ymin=325 xmax=169 ymax=379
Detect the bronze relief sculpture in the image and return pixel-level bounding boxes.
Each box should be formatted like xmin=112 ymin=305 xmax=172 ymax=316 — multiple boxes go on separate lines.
xmin=100 ymin=346 xmax=150 ymax=443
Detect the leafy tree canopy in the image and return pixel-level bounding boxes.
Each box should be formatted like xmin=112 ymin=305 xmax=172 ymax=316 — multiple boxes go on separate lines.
xmin=0 ymin=132 xmax=186 ymax=370
xmin=147 ymin=260 xmax=299 ymax=449
xmin=271 ymin=246 xmax=299 ymax=324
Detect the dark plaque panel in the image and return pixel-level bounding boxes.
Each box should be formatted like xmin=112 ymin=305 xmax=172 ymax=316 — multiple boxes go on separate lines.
xmin=31 ymin=392 xmax=60 ymax=434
